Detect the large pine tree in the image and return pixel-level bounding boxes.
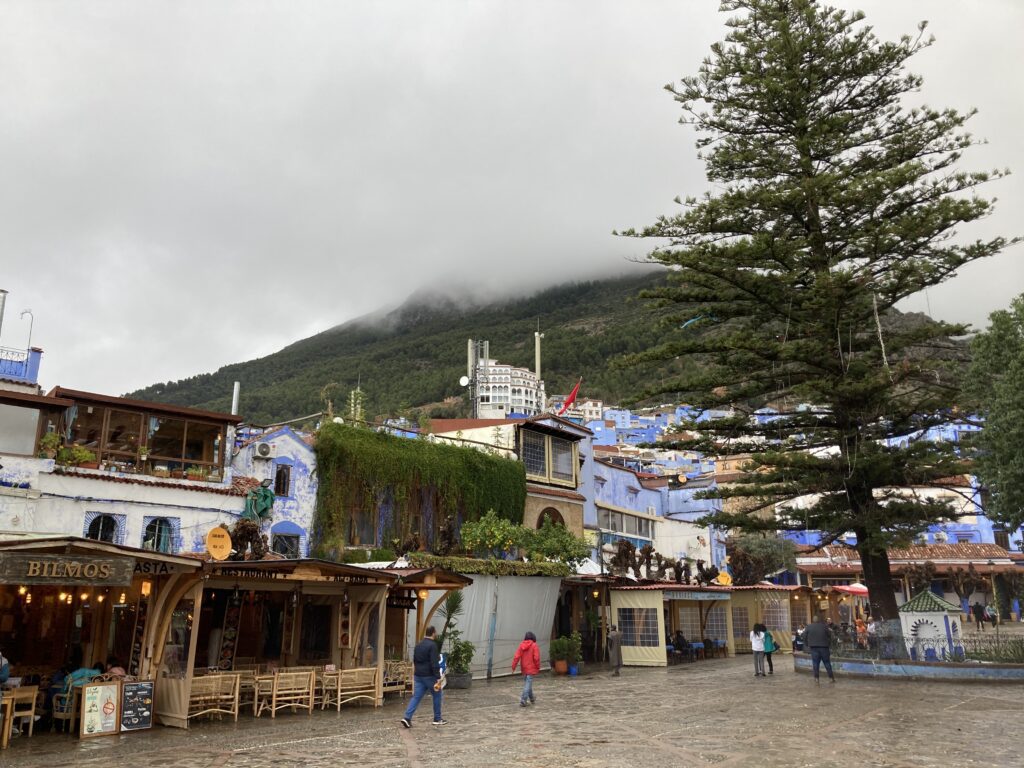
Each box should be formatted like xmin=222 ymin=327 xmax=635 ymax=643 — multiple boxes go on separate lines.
xmin=619 ymin=0 xmax=1015 ymax=622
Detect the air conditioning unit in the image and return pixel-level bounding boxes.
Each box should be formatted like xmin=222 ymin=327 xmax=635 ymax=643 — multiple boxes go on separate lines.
xmin=646 ymin=505 xmax=657 ymax=516
xmin=253 ymin=442 xmax=276 ymax=460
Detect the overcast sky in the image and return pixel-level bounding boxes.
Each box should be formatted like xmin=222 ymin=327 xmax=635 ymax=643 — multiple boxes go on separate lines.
xmin=1 ymin=1 xmax=1020 ymax=396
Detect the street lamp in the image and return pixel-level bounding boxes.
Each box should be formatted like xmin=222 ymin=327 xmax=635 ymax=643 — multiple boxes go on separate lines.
xmin=19 ymin=309 xmax=33 ymax=350
xmin=986 ymin=559 xmax=1000 ymax=647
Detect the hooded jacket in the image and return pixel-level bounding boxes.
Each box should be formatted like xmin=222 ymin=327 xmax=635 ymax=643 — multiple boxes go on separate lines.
xmin=512 ymin=638 xmax=541 ymax=676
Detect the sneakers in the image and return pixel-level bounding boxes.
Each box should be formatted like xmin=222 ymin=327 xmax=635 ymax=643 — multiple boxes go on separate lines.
xmin=432 ymin=719 xmax=449 ymax=726
xmin=399 ymin=718 xmax=411 ymax=729
xmin=529 ymin=697 xmax=536 ymax=704
xmin=520 ymin=701 xmax=528 ymax=707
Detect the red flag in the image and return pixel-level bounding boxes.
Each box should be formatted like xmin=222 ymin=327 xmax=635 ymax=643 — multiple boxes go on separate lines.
xmin=557 ymin=378 xmax=582 ymax=416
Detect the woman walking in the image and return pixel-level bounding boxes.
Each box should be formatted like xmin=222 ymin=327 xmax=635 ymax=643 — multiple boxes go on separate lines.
xmin=511 ymin=631 xmax=541 ymax=706
xmin=750 ymin=623 xmax=767 ymax=677
xmin=762 ymin=625 xmax=777 ymax=674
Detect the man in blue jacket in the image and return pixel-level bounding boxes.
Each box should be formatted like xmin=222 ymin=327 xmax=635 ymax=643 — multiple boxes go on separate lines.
xmin=400 ymin=625 xmax=447 ymax=727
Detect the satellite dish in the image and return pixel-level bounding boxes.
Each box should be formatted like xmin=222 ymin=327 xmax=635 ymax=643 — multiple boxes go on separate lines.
xmin=459 ymin=376 xmax=470 ymax=387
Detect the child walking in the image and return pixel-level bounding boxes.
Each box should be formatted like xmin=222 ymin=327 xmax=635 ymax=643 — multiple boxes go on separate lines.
xmin=511 ymin=631 xmax=541 ymax=707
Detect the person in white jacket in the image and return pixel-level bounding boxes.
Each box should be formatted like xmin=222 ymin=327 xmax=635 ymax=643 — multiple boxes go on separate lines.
xmin=750 ymin=623 xmax=767 ymax=677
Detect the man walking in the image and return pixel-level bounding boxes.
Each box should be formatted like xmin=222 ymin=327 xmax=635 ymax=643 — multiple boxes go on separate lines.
xmin=971 ymin=601 xmax=986 ymax=632
xmin=805 ymin=615 xmax=835 ymax=685
xmin=400 ymin=625 xmax=447 ymax=728
xmin=607 ymin=624 xmax=623 ymax=676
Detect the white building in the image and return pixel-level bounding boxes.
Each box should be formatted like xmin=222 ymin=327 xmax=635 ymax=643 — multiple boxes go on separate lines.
xmin=475 ymin=358 xmax=546 ymax=419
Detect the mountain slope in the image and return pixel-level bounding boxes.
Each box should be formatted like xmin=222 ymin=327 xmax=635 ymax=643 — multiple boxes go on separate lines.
xmin=128 ymin=270 xmax=680 ymax=423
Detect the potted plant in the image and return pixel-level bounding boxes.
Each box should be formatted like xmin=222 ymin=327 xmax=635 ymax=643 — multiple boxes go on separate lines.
xmin=138 ymin=444 xmax=150 ymax=462
xmin=56 ymin=445 xmax=97 ymax=468
xmin=444 ymin=630 xmax=475 ymax=689
xmin=185 ymin=465 xmax=209 ymax=481
xmin=550 ymin=636 xmax=570 ymax=675
xmin=567 ymin=631 xmax=583 ymax=676
xmin=38 ymin=432 xmax=61 ymax=459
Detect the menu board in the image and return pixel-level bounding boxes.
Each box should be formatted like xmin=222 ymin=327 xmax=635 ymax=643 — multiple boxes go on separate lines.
xmin=120 ymin=681 xmax=155 ymax=732
xmin=80 ymin=681 xmax=121 ymax=738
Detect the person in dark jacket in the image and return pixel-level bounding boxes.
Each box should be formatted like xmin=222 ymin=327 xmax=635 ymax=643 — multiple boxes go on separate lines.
xmin=512 ymin=631 xmax=541 ymax=707
xmin=971 ymin=601 xmax=986 ymax=631
xmin=400 ymin=626 xmax=447 ymax=727
xmin=805 ymin=615 xmax=835 ymax=684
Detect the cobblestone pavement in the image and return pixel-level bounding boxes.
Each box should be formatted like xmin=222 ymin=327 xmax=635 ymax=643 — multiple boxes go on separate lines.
xmin=2 ymin=657 xmax=1020 ymax=768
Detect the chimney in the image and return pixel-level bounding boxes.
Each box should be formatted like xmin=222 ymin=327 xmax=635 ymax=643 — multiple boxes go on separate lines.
xmin=231 ymin=381 xmax=241 ymax=415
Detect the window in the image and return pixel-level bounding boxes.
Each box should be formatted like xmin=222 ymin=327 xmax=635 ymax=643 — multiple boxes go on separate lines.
xmin=550 ymin=437 xmax=574 ymax=482
xmin=732 ymin=606 xmax=750 ymax=638
xmin=274 ymin=464 xmax=292 ymax=496
xmin=143 ymin=518 xmax=174 ymax=553
xmin=522 ymin=431 xmax=547 ymax=476
xmin=69 ymin=406 xmax=105 ymax=450
xmin=761 ymin=597 xmax=790 ymax=633
xmin=617 ymin=607 xmax=659 ymax=647
xmin=994 ymin=529 xmax=1010 ymax=550
xmin=272 ymin=534 xmax=301 ymax=558
xmin=87 ymin=514 xmax=118 ymax=543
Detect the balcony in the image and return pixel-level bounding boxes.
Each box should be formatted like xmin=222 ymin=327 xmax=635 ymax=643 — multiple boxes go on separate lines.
xmin=0 ymin=346 xmax=42 ymax=384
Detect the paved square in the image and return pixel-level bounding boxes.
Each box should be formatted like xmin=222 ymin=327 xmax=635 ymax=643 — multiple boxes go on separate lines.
xmin=2 ymin=658 xmax=1018 ymax=768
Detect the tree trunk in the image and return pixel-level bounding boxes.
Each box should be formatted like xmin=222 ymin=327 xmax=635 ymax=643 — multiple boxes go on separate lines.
xmin=856 ymin=539 xmax=900 ymax=621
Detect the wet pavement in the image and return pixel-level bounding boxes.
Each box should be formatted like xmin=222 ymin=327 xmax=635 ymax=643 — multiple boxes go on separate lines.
xmin=2 ymin=656 xmax=1019 ymax=768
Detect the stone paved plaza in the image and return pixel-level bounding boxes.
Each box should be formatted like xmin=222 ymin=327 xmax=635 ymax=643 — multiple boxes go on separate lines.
xmin=2 ymin=657 xmax=1020 ymax=768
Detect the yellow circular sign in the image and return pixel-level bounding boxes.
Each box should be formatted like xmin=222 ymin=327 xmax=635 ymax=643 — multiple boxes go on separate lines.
xmin=206 ymin=527 xmax=232 ymax=561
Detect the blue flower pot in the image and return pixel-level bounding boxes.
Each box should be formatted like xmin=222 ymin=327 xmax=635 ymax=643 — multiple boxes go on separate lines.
xmin=568 ymin=664 xmax=578 ymax=676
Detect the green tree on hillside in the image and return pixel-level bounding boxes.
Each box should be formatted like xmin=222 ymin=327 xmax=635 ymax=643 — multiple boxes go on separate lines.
xmin=965 ymin=295 xmax=1024 ymax=535
xmin=618 ymin=0 xmax=1015 ymax=623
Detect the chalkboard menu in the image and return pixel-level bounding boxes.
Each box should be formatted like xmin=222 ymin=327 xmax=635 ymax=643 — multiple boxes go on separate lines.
xmin=80 ymin=681 xmax=121 ymax=738
xmin=120 ymin=681 xmax=155 ymax=732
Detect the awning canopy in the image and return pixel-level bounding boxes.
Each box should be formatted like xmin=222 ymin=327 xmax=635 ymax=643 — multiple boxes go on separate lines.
xmin=208 ymin=558 xmax=398 ymax=586
xmin=831 ymin=583 xmax=869 ymax=596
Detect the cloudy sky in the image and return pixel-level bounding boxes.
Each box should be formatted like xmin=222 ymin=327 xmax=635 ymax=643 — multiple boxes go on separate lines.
xmin=1 ymin=1 xmax=1020 ymax=395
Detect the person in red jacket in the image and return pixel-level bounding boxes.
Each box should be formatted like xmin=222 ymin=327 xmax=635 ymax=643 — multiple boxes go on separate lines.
xmin=511 ymin=631 xmax=541 ymax=707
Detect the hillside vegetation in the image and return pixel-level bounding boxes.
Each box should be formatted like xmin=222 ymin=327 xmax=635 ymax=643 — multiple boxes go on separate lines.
xmin=128 ymin=270 xmax=685 ymax=423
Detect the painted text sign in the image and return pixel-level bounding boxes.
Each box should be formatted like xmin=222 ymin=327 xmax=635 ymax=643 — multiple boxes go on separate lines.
xmin=662 ymin=590 xmax=730 ymax=602
xmin=0 ymin=554 xmax=135 ymax=585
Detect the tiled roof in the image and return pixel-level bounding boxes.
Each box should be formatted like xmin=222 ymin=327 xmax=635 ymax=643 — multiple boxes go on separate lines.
xmin=899 ymin=590 xmax=962 ymax=613
xmin=526 ymin=484 xmax=586 ymax=502
xmin=885 ymin=543 xmax=1011 ymax=561
xmin=55 ymin=467 xmax=258 ymax=497
xmin=428 ymin=419 xmax=515 ymax=433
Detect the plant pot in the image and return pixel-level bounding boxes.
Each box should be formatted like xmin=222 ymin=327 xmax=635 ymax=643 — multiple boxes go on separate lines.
xmin=553 ymin=659 xmax=568 ymax=675
xmin=79 ymin=461 xmax=100 ymax=470
xmin=446 ymin=671 xmax=472 ymax=689
xmin=42 ymin=449 xmax=57 ymax=459
xmin=568 ymin=664 xmax=578 ymax=676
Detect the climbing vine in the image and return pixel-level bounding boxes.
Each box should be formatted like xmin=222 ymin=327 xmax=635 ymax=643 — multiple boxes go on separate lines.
xmin=312 ymin=423 xmax=526 ymax=558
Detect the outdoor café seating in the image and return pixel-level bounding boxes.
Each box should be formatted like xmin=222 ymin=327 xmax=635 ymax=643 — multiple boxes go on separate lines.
xmin=254 ymin=670 xmax=316 ymax=718
xmin=382 ymin=660 xmax=412 ymax=698
xmin=188 ymin=673 xmax=241 ymax=723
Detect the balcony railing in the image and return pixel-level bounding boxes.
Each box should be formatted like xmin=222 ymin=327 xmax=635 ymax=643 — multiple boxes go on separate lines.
xmin=0 ymin=345 xmax=30 ymax=378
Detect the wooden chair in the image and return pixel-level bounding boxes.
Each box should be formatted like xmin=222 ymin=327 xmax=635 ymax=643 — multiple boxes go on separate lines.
xmin=9 ymin=687 xmax=39 ymax=737
xmin=333 ymin=667 xmax=378 ymax=709
xmin=381 ymin=661 xmax=411 ymax=699
xmin=255 ymin=671 xmax=315 ymax=719
xmin=1 ymin=698 xmax=13 ymax=750
xmin=188 ymin=673 xmax=240 ymax=723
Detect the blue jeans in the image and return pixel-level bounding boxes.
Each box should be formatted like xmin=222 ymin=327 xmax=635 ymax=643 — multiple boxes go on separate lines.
xmin=520 ymin=674 xmax=534 ymax=704
xmin=404 ymin=675 xmax=442 ymax=722
xmin=810 ymin=647 xmax=834 ymax=679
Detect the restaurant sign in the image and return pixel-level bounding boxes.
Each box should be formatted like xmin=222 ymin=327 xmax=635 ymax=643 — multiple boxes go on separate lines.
xmin=662 ymin=590 xmax=730 ymax=602
xmin=0 ymin=553 xmax=135 ymax=586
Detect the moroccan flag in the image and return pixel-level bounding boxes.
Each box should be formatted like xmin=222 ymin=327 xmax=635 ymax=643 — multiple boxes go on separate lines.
xmin=557 ymin=378 xmax=582 ymax=416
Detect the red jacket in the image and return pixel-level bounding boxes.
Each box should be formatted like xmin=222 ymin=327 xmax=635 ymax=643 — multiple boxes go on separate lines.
xmin=512 ymin=639 xmax=541 ymax=676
